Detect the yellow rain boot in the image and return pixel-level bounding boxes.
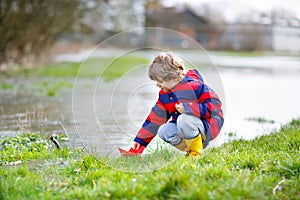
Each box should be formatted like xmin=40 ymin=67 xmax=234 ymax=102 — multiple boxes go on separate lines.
xmin=186 ymin=134 xmax=203 ymax=159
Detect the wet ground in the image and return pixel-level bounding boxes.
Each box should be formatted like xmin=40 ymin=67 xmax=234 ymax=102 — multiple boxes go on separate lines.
xmin=1 ymin=50 xmax=300 ymax=156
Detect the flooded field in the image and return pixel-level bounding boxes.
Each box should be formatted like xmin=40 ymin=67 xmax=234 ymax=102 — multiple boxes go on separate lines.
xmin=1 ymin=50 xmax=300 ymax=156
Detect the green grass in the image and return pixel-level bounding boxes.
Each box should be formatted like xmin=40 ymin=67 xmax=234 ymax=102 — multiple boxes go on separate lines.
xmin=33 ymin=80 xmax=74 ymax=97
xmin=209 ymin=50 xmax=266 ymax=57
xmin=245 ymin=117 xmax=275 ymax=124
xmin=0 ymin=83 xmax=14 ymax=90
xmin=0 ymin=119 xmax=299 ymax=199
xmin=0 ymin=55 xmax=150 ymax=96
xmin=209 ymin=50 xmax=300 ymax=58
xmin=9 ymin=56 xmax=150 ymax=80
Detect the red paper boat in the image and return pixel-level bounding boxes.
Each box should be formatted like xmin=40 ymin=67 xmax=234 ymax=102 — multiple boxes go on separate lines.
xmin=118 ymin=146 xmax=145 ymax=156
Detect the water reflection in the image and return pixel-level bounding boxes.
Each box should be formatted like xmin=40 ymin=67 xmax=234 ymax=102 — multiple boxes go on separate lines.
xmin=0 ymin=92 xmax=65 ymax=137
xmin=1 ymin=51 xmax=300 ymax=156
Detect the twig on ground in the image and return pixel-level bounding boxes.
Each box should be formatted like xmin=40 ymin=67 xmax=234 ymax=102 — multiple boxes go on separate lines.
xmin=50 ymin=135 xmax=61 ymax=149
xmin=59 ymin=120 xmax=69 ymax=140
xmin=273 ymin=177 xmax=285 ymax=197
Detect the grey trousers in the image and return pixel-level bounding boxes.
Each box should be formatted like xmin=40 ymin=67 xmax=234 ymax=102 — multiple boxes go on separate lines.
xmin=157 ymin=114 xmax=206 ymax=146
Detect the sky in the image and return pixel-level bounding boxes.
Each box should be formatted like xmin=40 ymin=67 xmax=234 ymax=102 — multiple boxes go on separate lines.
xmin=163 ymin=0 xmax=300 ymax=20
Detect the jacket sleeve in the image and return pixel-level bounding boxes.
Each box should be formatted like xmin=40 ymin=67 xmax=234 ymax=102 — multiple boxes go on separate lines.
xmin=134 ymin=99 xmax=170 ymax=147
xmin=182 ymin=84 xmax=222 ymax=119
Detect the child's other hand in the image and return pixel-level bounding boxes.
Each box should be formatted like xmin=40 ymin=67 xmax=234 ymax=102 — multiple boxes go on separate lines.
xmin=175 ymin=103 xmax=185 ymax=114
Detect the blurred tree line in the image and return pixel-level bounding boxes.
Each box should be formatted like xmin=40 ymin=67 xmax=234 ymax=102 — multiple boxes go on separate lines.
xmin=0 ymin=0 xmax=145 ymax=69
xmin=0 ymin=0 xmax=87 ymax=69
xmin=1 ymin=0 xmax=298 ymax=69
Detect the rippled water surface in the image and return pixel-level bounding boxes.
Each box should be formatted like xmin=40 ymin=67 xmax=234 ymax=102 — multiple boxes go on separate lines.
xmin=1 ymin=51 xmax=300 ymax=156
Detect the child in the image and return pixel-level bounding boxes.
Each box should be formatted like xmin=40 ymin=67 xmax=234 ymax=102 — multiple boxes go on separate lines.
xmin=131 ymin=53 xmax=224 ymax=158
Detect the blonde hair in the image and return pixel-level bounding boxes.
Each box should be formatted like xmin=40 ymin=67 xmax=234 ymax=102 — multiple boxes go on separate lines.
xmin=148 ymin=53 xmax=185 ymax=81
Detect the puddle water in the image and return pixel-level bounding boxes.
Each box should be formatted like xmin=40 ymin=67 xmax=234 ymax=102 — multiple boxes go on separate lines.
xmin=1 ymin=51 xmax=300 ymax=157
xmin=0 ymin=93 xmax=64 ymax=136
xmin=0 ymin=78 xmax=78 ymax=147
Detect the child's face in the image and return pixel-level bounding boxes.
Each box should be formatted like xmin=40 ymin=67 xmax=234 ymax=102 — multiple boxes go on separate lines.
xmin=155 ymin=78 xmax=179 ymax=92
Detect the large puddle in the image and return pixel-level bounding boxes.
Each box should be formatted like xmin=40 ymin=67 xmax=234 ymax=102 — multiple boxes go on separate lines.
xmin=1 ymin=51 xmax=300 ymax=156
xmin=0 ymin=91 xmax=65 ymax=136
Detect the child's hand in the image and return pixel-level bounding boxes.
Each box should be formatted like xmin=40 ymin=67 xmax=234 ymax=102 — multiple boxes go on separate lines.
xmin=175 ymin=103 xmax=185 ymax=114
xmin=133 ymin=142 xmax=141 ymax=150
xmin=119 ymin=142 xmax=145 ymax=156
xmin=131 ymin=142 xmax=145 ymax=154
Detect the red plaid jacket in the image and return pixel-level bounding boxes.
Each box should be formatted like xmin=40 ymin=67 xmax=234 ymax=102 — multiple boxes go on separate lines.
xmin=134 ymin=69 xmax=224 ymax=147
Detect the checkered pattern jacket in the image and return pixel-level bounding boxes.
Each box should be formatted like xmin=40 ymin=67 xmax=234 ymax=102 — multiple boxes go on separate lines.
xmin=134 ymin=69 xmax=224 ymax=147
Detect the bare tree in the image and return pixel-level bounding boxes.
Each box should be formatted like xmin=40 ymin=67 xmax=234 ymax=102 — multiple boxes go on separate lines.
xmin=0 ymin=0 xmax=84 ymax=68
